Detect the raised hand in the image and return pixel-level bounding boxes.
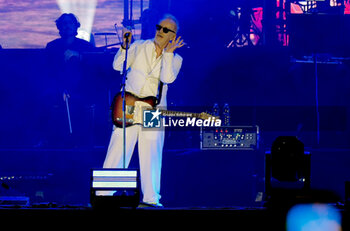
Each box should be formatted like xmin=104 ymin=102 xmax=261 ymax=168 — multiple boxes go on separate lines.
xmin=165 ymin=36 xmax=184 ymax=53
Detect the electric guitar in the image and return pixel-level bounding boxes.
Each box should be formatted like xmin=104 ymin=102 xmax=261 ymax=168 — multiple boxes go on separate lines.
xmin=111 ymin=91 xmax=217 ymax=128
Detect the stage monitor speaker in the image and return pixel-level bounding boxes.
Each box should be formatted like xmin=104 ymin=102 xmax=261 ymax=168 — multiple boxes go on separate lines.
xmin=90 ymin=169 xmax=140 ymax=209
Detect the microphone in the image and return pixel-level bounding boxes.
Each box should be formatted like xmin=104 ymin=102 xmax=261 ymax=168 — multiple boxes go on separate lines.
xmin=123 ymin=32 xmax=131 ymax=47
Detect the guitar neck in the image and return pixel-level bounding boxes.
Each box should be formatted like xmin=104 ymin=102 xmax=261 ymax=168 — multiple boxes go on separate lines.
xmin=160 ymin=110 xmax=202 ymax=118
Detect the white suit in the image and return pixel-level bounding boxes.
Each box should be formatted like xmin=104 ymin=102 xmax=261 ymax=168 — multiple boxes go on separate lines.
xmin=102 ymin=39 xmax=183 ymax=204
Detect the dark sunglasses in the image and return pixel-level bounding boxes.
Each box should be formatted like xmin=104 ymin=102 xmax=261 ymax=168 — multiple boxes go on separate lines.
xmin=156 ymin=24 xmax=176 ymax=34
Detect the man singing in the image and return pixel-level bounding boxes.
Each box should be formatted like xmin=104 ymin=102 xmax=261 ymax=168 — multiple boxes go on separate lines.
xmin=101 ymin=14 xmax=184 ymax=207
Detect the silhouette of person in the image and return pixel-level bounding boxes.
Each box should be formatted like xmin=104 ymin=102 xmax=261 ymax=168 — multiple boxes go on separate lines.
xmin=43 ymin=13 xmax=96 ymax=148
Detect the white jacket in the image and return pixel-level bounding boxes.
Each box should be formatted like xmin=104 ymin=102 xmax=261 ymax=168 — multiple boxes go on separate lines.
xmin=113 ymin=39 xmax=183 ymax=107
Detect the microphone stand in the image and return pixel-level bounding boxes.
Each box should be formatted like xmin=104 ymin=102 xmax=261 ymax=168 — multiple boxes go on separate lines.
xmin=64 ymin=91 xmax=73 ymax=134
xmin=121 ymin=35 xmax=130 ymax=169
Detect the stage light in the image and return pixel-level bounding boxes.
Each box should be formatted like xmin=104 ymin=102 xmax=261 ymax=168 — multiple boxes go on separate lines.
xmin=57 ymin=0 xmax=97 ymax=42
xmin=271 ymin=136 xmax=306 ymax=182
xmin=264 ymin=136 xmax=311 ymax=208
xmin=90 ymin=169 xmax=140 ymax=209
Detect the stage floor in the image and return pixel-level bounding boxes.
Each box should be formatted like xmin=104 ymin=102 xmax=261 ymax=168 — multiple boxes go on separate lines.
xmin=1 ymin=205 xmax=349 ymax=230
xmin=0 ymin=206 xmax=282 ymax=229
xmin=1 ymin=147 xmax=350 ymax=230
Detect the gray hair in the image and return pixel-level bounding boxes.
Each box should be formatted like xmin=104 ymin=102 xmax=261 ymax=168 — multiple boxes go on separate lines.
xmin=159 ymin=14 xmax=180 ymax=33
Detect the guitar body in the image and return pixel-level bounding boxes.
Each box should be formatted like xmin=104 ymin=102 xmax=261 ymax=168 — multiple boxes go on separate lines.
xmin=112 ymin=91 xmax=157 ymax=128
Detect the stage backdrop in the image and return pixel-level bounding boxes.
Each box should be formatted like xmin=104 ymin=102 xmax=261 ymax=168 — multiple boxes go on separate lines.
xmin=0 ymin=0 xmax=148 ymax=48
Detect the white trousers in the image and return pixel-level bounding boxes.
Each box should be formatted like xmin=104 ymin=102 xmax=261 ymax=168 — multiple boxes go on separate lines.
xmin=102 ymin=125 xmax=164 ymax=204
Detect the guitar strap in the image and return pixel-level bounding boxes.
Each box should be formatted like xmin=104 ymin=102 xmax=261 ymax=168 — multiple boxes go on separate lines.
xmin=156 ymin=81 xmax=164 ymax=106
xmin=143 ymin=44 xmax=164 ymax=106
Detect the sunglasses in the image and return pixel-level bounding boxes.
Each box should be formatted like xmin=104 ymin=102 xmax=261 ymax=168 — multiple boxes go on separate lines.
xmin=156 ymin=24 xmax=176 ymax=34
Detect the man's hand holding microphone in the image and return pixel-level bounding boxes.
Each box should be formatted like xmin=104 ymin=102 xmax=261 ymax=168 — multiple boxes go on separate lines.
xmin=121 ymin=28 xmax=132 ymax=49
